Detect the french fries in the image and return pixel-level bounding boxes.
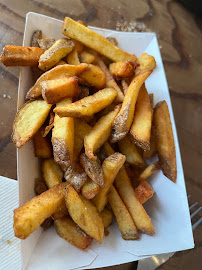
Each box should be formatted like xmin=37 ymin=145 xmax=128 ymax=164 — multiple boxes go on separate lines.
xmin=33 ymin=128 xmax=52 ymax=158
xmin=64 ymin=164 xmax=87 ymax=192
xmin=54 ymin=216 xmax=93 ymax=250
xmin=52 ymin=98 xmax=74 ymax=170
xmin=121 ymin=80 xmax=129 ymax=95
xmin=130 ymin=84 xmax=152 ymax=150
xmin=100 ymin=208 xmax=113 ymax=229
xmin=111 ymin=70 xmax=152 ymax=142
xmin=13 ymin=182 xmax=69 ymax=239
xmin=0 ymin=45 xmax=44 ymax=66
xmin=31 ymin=30 xmax=42 ymax=47
xmin=43 ymin=110 xmax=54 ymax=137
xmin=137 ymin=53 xmax=156 ymax=71
xmin=67 ymin=48 xmax=80 ymax=65
xmin=138 ymin=162 xmax=160 ymax=182
xmin=38 ymin=37 xmax=56 ymax=50
xmin=63 ymin=17 xmax=138 ymax=62
xmin=39 ymin=38 xmax=74 ymax=71
xmin=12 ymin=100 xmax=52 ymax=148
xmin=92 ymin=153 xmax=126 ymax=212
xmin=41 ymin=76 xmax=80 ymax=104
xmin=118 ymin=135 xmax=145 ymax=168
xmin=80 ymin=153 xmax=104 ymax=187
xmin=81 ymin=177 xmax=100 ymax=199
xmin=134 ymin=181 xmax=154 ymax=204
xmin=65 ymin=186 xmax=104 ymax=243
xmin=26 ymin=63 xmax=88 ymax=99
xmin=154 ymin=101 xmax=177 ymax=182
xmin=109 ymin=61 xmax=138 ymax=78
xmin=80 ymin=50 xmax=95 ymax=64
xmin=84 ymin=105 xmax=121 ymax=160
xmin=54 ymin=88 xmax=117 ymax=118
xmin=42 ymin=158 xmax=63 ymax=189
xmin=108 ymin=186 xmax=138 ymax=240
xmin=114 ymin=168 xmax=155 ymax=235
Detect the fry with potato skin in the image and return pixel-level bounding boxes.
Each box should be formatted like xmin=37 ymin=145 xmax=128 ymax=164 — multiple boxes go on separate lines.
xmin=33 ymin=128 xmax=52 ymax=158
xmin=84 ymin=105 xmax=121 ymax=160
xmin=42 ymin=158 xmax=63 ymax=189
xmin=63 ymin=17 xmax=138 ymax=62
xmin=111 ymin=69 xmax=152 ymax=142
xmin=13 ymin=182 xmax=69 ymax=239
xmin=81 ymin=177 xmax=100 ymax=199
xmin=0 ymin=45 xmax=44 ymax=66
xmin=134 ymin=181 xmax=154 ymax=204
xmin=43 ymin=110 xmax=54 ymax=137
xmin=31 ymin=30 xmax=42 ymax=47
xmin=64 ymin=164 xmax=87 ymax=192
xmin=153 ymin=100 xmax=177 ymax=182
xmin=41 ymin=76 xmax=80 ymax=104
xmin=38 ymin=37 xmax=56 ymax=50
xmin=138 ymin=162 xmax=160 ymax=182
xmin=54 ymin=88 xmax=117 ymax=118
xmin=108 ymin=186 xmax=138 ymax=240
xmin=12 ymin=100 xmax=52 ymax=148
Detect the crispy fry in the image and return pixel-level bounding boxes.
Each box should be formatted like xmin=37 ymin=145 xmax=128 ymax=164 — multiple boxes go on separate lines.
xmin=84 ymin=105 xmax=121 ymax=160
xmin=80 ymin=153 xmax=104 ymax=187
xmin=109 ymin=61 xmax=138 ymax=78
xmin=137 ymin=53 xmax=156 ymax=71
xmin=42 ymin=158 xmax=63 ymax=189
xmin=81 ymin=177 xmax=100 ymax=199
xmin=143 ymin=126 xmax=157 ymax=159
xmin=63 ymin=17 xmax=138 ymax=62
xmin=14 ymin=182 xmax=69 ymax=239
xmin=118 ymin=135 xmax=145 ymax=168
xmin=134 ymin=181 xmax=154 ymax=204
xmin=108 ymin=186 xmax=138 ymax=240
xmin=41 ymin=76 xmax=80 ymax=104
xmin=79 ymin=64 xmax=106 ymax=89
xmin=67 ymin=48 xmax=80 ymax=65
xmin=42 ymin=111 xmax=54 ymax=137
xmin=39 ymin=38 xmax=74 ymax=71
xmin=92 ymin=153 xmax=126 ymax=212
xmin=26 ymin=63 xmax=88 ymax=99
xmin=52 ymin=98 xmax=74 ymax=170
xmin=114 ymin=168 xmax=155 ymax=235
xmin=31 ymin=30 xmax=42 ymax=47
xmin=12 ymin=100 xmax=52 ymax=148
xmin=65 ymin=186 xmax=104 ymax=243
xmin=54 ymin=88 xmax=117 ymax=118
xmin=100 ymin=208 xmax=113 ymax=229
xmin=64 ymin=164 xmax=87 ymax=192
xmin=94 ymin=56 xmax=124 ymax=103
xmin=138 ymin=162 xmax=160 ymax=182
xmin=111 ymin=69 xmax=152 ymax=142
xmin=33 ymin=127 xmax=52 ymax=158
xmin=130 ymin=84 xmax=152 ymax=150
xmin=73 ymin=39 xmax=84 ymax=53
xmin=54 ymin=216 xmax=93 ymax=250
xmin=38 ymin=37 xmax=56 ymax=50
xmin=0 ymin=45 xmax=44 ymax=66
xmin=153 ymin=100 xmax=177 ymax=182
xmin=80 ymin=50 xmax=95 ymax=64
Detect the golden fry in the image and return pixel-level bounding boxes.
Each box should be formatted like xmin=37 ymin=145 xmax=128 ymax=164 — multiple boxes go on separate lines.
xmin=42 ymin=158 xmax=63 ymax=189
xmin=138 ymin=162 xmax=160 ymax=182
xmin=100 ymin=208 xmax=113 ymax=229
xmin=109 ymin=61 xmax=138 ymax=78
xmin=38 ymin=37 xmax=56 ymax=50
xmin=81 ymin=177 xmax=100 ymax=199
xmin=134 ymin=181 xmax=154 ymax=204
xmin=137 ymin=53 xmax=156 ymax=71
xmin=80 ymin=50 xmax=95 ymax=64
xmin=67 ymin=48 xmax=80 ymax=65
xmin=33 ymin=127 xmax=52 ymax=158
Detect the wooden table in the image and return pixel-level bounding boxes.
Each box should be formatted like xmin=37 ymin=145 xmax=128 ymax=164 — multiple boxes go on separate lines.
xmin=0 ymin=0 xmax=201 ymax=269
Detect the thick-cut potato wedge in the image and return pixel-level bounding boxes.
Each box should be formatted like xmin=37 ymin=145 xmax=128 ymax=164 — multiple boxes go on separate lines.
xmin=64 ymin=164 xmax=87 ymax=192
xmin=111 ymin=70 xmax=152 ymax=142
xmin=143 ymin=126 xmax=157 ymax=159
xmin=130 ymin=84 xmax=152 ymax=150
xmin=153 ymin=100 xmax=177 ymax=182
xmin=65 ymin=186 xmax=104 ymax=243
xmin=79 ymin=64 xmax=106 ymax=89
xmin=138 ymin=162 xmax=160 ymax=182
xmin=41 ymin=76 xmax=80 ymax=104
xmin=0 ymin=45 xmax=44 ymax=66
xmin=54 ymin=216 xmax=93 ymax=250
xmin=100 ymin=208 xmax=113 ymax=229
xmin=137 ymin=53 xmax=156 ymax=71
xmin=81 ymin=177 xmax=100 ymax=199
xmin=42 ymin=158 xmax=63 ymax=189
xmin=80 ymin=50 xmax=95 ymax=64
xmin=108 ymin=186 xmax=138 ymax=240
xmin=121 ymin=80 xmax=129 ymax=95
xmin=31 ymin=30 xmax=42 ymax=47
xmin=33 ymin=127 xmax=52 ymax=158
xmin=63 ymin=17 xmax=138 ymax=62
xmin=39 ymin=38 xmax=74 ymax=71
xmin=94 ymin=56 xmax=124 ymax=103
xmin=54 ymin=88 xmax=117 ymax=118
xmin=84 ymin=105 xmax=120 ymax=160
xmin=12 ymin=100 xmax=52 ymax=148
xmin=34 ymin=178 xmax=47 ymax=195
xmin=80 ymin=153 xmax=104 ymax=187
xmin=52 ymin=98 xmax=74 ymax=170
xmin=134 ymin=181 xmax=154 ymax=204
xmin=118 ymin=135 xmax=145 ymax=168
xmin=42 ymin=110 xmax=54 ymax=137
xmin=109 ymin=61 xmax=138 ymax=78
xmin=38 ymin=37 xmax=56 ymax=50
xmin=13 ymin=182 xmax=69 ymax=239
xmin=67 ymin=48 xmax=80 ymax=65
xmin=92 ymin=153 xmax=126 ymax=212
xmin=26 ymin=63 xmax=88 ymax=99
xmin=114 ymin=168 xmax=155 ymax=235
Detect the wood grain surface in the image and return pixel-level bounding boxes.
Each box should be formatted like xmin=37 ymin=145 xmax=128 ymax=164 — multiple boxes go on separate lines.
xmin=0 ymin=0 xmax=201 ymax=269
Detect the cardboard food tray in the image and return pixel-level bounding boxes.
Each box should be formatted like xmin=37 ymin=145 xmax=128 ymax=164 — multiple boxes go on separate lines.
xmin=17 ymin=12 xmax=194 ymax=270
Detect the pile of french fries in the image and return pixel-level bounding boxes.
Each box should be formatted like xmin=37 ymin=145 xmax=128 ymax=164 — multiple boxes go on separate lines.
xmin=1 ymin=17 xmax=177 ymax=250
